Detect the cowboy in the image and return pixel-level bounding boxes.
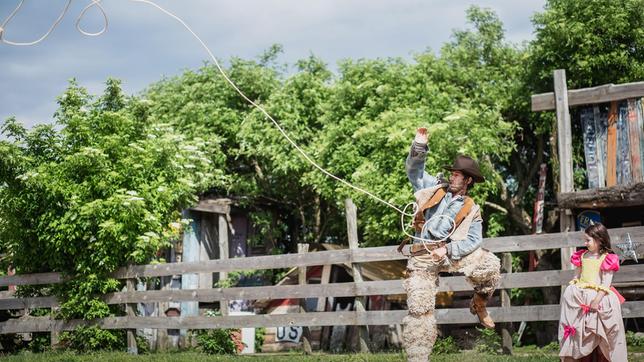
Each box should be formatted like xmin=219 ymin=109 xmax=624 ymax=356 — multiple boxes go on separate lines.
xmin=401 ymin=127 xmax=501 ymax=362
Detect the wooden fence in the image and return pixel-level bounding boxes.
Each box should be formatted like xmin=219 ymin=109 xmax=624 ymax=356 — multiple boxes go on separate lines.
xmin=0 ymin=226 xmax=643 ymax=345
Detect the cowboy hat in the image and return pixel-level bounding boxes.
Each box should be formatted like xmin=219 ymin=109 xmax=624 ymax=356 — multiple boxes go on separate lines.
xmin=443 ymin=155 xmax=485 ymax=183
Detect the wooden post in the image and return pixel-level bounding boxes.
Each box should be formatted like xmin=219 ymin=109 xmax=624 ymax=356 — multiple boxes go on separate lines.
xmin=501 ymin=253 xmax=513 ymax=355
xmin=316 ymin=264 xmax=332 ymax=352
xmin=50 ymin=306 xmax=59 ymax=349
xmin=126 ymin=278 xmax=138 ymax=354
xmin=345 ymin=198 xmax=370 ymax=353
xmin=554 ymin=69 xmax=576 ymax=272
xmin=297 ymin=243 xmax=313 ymax=354
xmin=218 ymin=214 xmax=229 ymax=316
xmin=157 ymin=276 xmax=171 ymax=351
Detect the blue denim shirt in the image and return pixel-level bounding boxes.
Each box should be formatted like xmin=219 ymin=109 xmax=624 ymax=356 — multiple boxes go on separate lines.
xmin=405 ymin=141 xmax=483 ymax=260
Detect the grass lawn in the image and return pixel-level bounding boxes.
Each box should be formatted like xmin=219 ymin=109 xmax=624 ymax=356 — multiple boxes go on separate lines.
xmin=1 ymin=349 xmax=642 ymax=361
xmin=0 ymin=351 xmax=556 ymax=362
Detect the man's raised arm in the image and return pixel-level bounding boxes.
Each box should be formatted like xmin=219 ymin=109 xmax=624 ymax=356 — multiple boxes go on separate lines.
xmin=406 ymin=127 xmax=438 ymax=192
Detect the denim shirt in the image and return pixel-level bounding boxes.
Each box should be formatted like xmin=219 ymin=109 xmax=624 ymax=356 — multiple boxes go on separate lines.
xmin=405 ymin=141 xmax=483 ymax=260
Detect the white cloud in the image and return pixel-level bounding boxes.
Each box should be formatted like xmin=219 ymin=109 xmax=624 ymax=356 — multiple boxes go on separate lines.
xmin=0 ymin=0 xmax=546 ymax=128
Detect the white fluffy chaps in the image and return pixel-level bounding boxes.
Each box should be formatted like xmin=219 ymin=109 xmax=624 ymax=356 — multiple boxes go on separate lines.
xmin=403 ymin=269 xmax=438 ymax=315
xmin=460 ymin=249 xmax=501 ymax=295
xmin=403 ymin=313 xmax=437 ymax=362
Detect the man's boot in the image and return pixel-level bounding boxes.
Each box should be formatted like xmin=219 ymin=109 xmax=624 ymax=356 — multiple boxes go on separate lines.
xmin=470 ymin=292 xmax=495 ymax=329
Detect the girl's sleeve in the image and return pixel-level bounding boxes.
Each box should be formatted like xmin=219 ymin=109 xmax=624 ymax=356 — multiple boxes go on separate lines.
xmin=570 ymin=250 xmax=585 ymax=267
xmin=600 ymin=254 xmax=620 ymax=272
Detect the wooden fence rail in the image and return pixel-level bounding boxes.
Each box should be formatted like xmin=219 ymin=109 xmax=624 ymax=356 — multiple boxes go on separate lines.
xmin=1 ymin=301 xmax=644 ymax=334
xmin=1 ymin=226 xmax=642 ymax=287
xmin=1 ymin=265 xmax=643 ymax=311
xmin=0 ymin=226 xmax=642 ymax=335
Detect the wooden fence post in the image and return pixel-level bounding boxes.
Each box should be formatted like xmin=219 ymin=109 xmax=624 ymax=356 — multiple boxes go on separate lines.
xmin=218 ymin=214 xmax=229 ymax=316
xmin=501 ymin=253 xmax=513 ymax=355
xmin=317 ymin=264 xmax=332 ymax=351
xmin=297 ymin=243 xmax=313 ymax=354
xmin=345 ymin=198 xmax=370 ymax=353
xmin=126 ymin=278 xmax=138 ymax=354
xmin=554 ymin=69 xmax=576 ymax=276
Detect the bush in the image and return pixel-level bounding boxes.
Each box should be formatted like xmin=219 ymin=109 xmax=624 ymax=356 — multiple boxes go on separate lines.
xmin=432 ymin=336 xmax=460 ymax=354
xmin=195 ymin=329 xmax=238 ymax=355
xmin=59 ymin=325 xmax=125 ymax=353
xmin=255 ymin=327 xmax=266 ymax=352
xmin=474 ymin=327 xmax=501 ymax=355
xmin=626 ymin=331 xmax=644 ymax=347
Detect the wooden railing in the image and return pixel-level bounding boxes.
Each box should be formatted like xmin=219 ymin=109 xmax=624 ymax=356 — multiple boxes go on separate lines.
xmin=0 ymin=226 xmax=642 ymax=336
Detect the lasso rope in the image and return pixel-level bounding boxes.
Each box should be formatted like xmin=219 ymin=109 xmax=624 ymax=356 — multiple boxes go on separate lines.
xmin=1 ymin=0 xmax=463 ymax=247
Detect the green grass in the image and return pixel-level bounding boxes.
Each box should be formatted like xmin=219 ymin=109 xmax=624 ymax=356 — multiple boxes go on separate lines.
xmin=0 ymin=351 xmax=559 ymax=362
xmin=1 ymin=350 xmax=642 ymax=362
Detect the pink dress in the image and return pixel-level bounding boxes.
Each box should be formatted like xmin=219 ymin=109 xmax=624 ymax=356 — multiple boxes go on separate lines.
xmin=559 ymin=250 xmax=627 ymax=361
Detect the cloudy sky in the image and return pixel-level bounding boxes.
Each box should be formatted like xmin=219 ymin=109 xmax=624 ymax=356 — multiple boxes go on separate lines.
xmin=0 ymin=0 xmax=546 ymax=129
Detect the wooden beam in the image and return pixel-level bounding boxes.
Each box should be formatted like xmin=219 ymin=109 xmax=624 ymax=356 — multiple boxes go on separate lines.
xmin=557 ymin=182 xmax=644 ymax=209
xmin=1 ymin=226 xmax=643 ymax=286
xmin=189 ymin=198 xmax=231 ymax=215
xmin=532 ymin=81 xmax=644 ymax=111
xmin=501 ymin=253 xmax=512 ymax=355
xmin=345 ymin=198 xmax=369 ymax=353
xmin=218 ymin=214 xmax=229 ymax=317
xmin=4 ymin=265 xmax=641 ymax=311
xmin=297 ymin=243 xmax=313 ymax=354
xmin=2 ymin=301 xmax=644 ymax=333
xmin=126 ymin=278 xmax=138 ymax=354
xmin=554 ymin=69 xmax=575 ymax=273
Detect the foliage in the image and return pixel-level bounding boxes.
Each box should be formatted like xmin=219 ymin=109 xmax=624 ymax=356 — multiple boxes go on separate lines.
xmin=475 ymin=327 xmax=502 ymax=355
xmin=194 ymin=329 xmax=238 ymax=355
xmin=193 ymin=310 xmax=238 ymax=355
xmin=432 ymin=336 xmax=460 ymax=355
xmin=0 ymin=79 xmax=220 ymax=337
xmin=59 ymin=326 xmax=125 ymax=353
xmin=531 ymin=0 xmax=644 ymax=92
xmin=626 ymin=331 xmax=644 ymax=347
xmin=254 ymin=327 xmax=266 ymax=352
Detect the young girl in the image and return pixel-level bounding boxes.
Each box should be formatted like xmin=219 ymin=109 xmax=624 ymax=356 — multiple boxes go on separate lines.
xmin=559 ymin=223 xmax=627 ymax=361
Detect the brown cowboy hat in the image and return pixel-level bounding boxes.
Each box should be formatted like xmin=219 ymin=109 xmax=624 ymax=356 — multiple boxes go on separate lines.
xmin=443 ymin=155 xmax=485 ymax=183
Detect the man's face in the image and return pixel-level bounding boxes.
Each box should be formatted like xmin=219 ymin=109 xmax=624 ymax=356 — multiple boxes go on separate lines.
xmin=448 ymin=170 xmax=471 ymax=194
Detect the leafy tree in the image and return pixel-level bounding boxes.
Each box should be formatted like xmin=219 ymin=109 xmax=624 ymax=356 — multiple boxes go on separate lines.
xmin=0 ymin=78 xmax=219 ymax=323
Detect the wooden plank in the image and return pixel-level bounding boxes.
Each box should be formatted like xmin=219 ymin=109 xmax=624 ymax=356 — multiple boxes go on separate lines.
xmin=532 ymin=81 xmax=644 ymax=111
xmin=501 ymin=253 xmax=512 ymax=355
xmin=554 ymin=69 xmax=575 ymax=273
xmin=112 ymin=249 xmax=353 ymax=280
xmin=5 ymin=265 xmax=641 ymax=310
xmin=0 ymin=272 xmax=63 ymax=287
xmin=607 ymin=101 xmax=618 ymax=186
xmin=558 ymin=182 xmax=644 ymax=209
xmin=126 ymin=278 xmax=138 ymax=354
xmin=2 ymin=226 xmax=643 ymax=286
xmin=0 ymin=296 xmax=58 ymax=309
xmin=628 ymin=99 xmax=643 ymax=182
xmin=218 ymin=214 xmax=229 ymax=317
xmin=297 ymin=243 xmax=312 ymax=354
xmin=316 ymin=265 xmax=331 ymax=312
xmin=345 ymin=199 xmax=369 ymax=353
xmin=3 ymin=301 xmax=644 ymax=333
xmin=189 ymin=198 xmax=231 ymax=215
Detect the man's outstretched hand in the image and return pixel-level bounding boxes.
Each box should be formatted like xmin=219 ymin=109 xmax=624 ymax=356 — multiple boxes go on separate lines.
xmin=414 ymin=127 xmax=428 ymax=145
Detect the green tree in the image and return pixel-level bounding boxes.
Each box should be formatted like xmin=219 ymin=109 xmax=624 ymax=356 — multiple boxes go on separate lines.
xmin=0 ymin=78 xmax=219 ymax=323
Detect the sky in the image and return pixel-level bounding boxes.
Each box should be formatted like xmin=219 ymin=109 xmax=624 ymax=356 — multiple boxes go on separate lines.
xmin=0 ymin=0 xmax=546 ymax=129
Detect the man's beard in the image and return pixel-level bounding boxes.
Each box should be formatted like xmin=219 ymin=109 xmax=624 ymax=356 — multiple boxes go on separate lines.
xmin=449 ymin=181 xmax=465 ymax=194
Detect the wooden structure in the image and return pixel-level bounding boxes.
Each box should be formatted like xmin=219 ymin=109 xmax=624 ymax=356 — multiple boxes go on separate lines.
xmin=532 ymin=71 xmax=644 ymax=267
xmin=0 ymin=225 xmax=643 ymax=353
